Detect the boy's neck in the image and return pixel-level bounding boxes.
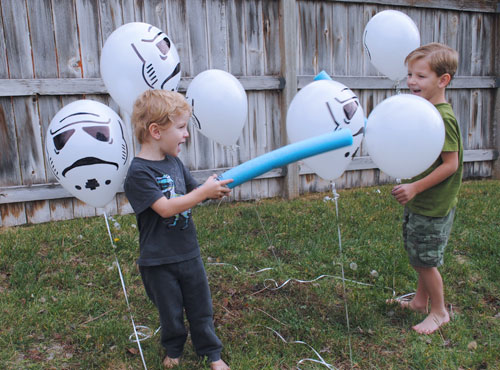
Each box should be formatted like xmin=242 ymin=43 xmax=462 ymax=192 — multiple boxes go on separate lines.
xmin=137 ymin=143 xmax=165 ymax=161
xmin=429 ymin=90 xmax=447 ymax=105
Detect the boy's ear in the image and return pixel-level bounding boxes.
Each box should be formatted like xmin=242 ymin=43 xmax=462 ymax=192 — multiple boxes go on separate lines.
xmin=438 ymin=73 xmax=452 ymax=88
xmin=149 ymin=123 xmax=161 ymax=140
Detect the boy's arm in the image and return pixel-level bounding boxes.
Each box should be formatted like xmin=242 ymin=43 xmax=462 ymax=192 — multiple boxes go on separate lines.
xmin=392 ymin=151 xmax=459 ymax=205
xmin=151 ymin=174 xmax=233 ymax=218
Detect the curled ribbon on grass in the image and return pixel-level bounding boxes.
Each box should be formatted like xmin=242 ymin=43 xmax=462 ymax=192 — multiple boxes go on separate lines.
xmin=263 ymin=273 xmax=393 ymax=294
xmin=128 ymin=325 xmax=161 ymax=342
xmin=265 ymin=326 xmax=337 ymax=370
xmin=207 ymin=262 xmax=273 ymax=275
xmin=393 ymin=292 xmax=415 ymax=302
xmin=207 ymin=262 xmax=396 ymax=296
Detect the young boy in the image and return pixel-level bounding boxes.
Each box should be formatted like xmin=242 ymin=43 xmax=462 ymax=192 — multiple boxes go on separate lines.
xmin=390 ymin=43 xmax=463 ymax=334
xmin=124 ymin=90 xmax=232 ymax=369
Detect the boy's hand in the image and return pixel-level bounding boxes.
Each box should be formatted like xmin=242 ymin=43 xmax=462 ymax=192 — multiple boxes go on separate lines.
xmin=392 ymin=183 xmax=417 ymax=205
xmin=201 ymin=174 xmax=233 ymax=199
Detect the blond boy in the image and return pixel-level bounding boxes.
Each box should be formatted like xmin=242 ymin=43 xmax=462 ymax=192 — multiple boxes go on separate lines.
xmin=390 ymin=43 xmax=463 ymax=334
xmin=124 ymin=90 xmax=232 ymax=369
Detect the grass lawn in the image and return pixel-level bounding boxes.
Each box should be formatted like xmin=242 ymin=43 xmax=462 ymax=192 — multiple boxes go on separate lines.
xmin=0 ymin=179 xmax=498 ymax=369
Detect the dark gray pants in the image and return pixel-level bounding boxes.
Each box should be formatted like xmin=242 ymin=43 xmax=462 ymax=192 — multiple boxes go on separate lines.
xmin=139 ymin=256 xmax=222 ymax=362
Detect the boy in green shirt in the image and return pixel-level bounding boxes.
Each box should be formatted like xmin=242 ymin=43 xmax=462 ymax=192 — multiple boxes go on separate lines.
xmin=390 ymin=43 xmax=463 ymax=334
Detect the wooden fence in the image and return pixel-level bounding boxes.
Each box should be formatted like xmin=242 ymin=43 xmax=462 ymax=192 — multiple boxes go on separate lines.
xmin=0 ymin=0 xmax=498 ymax=226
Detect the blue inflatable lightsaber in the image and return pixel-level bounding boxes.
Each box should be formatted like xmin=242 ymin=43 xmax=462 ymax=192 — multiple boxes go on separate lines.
xmin=218 ymin=129 xmax=353 ymax=189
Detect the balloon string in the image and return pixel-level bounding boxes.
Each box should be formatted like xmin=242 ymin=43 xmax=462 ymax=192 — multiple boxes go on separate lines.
xmin=330 ymin=182 xmax=353 ymax=368
xmin=103 ymin=212 xmax=148 ymax=370
xmin=394 ymin=80 xmax=401 ymax=94
xmin=264 ymin=326 xmax=337 ymax=370
xmin=253 ymin=203 xmax=279 ymax=262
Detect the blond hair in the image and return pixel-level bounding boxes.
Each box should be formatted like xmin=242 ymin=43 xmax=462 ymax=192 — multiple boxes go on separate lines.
xmin=131 ymin=90 xmax=192 ymax=144
xmin=405 ymin=42 xmax=458 ymax=79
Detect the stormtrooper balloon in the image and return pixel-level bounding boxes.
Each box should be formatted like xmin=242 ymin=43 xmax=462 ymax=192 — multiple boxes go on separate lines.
xmin=100 ymin=22 xmax=181 ymax=115
xmin=287 ymin=79 xmax=365 ymax=180
xmin=45 ymin=100 xmax=130 ymax=208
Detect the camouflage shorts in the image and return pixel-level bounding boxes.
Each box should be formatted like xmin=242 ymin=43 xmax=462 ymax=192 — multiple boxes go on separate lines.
xmin=403 ymin=207 xmax=456 ymax=268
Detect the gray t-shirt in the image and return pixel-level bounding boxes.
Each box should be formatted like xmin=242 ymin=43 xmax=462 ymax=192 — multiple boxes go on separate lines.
xmin=124 ymin=155 xmax=200 ymax=266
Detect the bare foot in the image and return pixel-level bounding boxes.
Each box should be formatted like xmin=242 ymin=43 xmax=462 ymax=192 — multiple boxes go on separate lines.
xmin=210 ymin=359 xmax=230 ymax=370
xmin=412 ymin=311 xmax=450 ymax=334
xmin=163 ymin=356 xmax=180 ymax=368
xmin=386 ymin=298 xmax=428 ymax=313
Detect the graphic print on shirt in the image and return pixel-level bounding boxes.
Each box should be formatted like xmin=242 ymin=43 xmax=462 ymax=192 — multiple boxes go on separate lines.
xmin=156 ymin=174 xmax=191 ymax=229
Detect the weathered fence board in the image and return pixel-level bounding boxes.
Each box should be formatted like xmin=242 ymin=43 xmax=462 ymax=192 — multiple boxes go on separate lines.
xmin=278 ymin=0 xmax=299 ymax=199
xmin=2 ymin=0 xmax=44 ymax=226
xmin=208 ymin=0 xmax=233 ymax=173
xmin=0 ymin=0 xmax=498 ymax=226
xmin=50 ymin=0 xmax=89 ymax=223
xmin=27 ymin=0 xmax=62 ymax=224
xmin=263 ymin=2 xmax=282 ymax=198
xmin=1 ymin=75 xmax=497 ymax=97
xmin=321 ymin=0 xmax=499 ymax=13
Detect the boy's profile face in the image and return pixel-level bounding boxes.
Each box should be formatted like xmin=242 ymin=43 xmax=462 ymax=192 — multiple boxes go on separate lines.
xmin=407 ymin=57 xmax=444 ymax=104
xmin=158 ymin=111 xmax=191 ymax=157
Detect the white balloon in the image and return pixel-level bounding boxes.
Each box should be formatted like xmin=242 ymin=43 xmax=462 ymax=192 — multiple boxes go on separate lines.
xmin=364 ymin=94 xmax=445 ymax=179
xmin=186 ymin=69 xmax=247 ymax=146
xmin=286 ymin=80 xmax=365 ymax=180
xmin=45 ymin=100 xmax=130 ymax=208
xmin=100 ymin=22 xmax=181 ymax=115
xmin=363 ymin=10 xmax=420 ymax=81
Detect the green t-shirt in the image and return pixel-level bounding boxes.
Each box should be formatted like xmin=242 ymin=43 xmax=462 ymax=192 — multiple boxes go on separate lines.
xmin=405 ymin=103 xmax=463 ymax=217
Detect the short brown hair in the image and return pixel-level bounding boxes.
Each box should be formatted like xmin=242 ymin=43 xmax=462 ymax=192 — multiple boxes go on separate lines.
xmin=131 ymin=90 xmax=192 ymax=144
xmin=405 ymin=42 xmax=458 ymax=79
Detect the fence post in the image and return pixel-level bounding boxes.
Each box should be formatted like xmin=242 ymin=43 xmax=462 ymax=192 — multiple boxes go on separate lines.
xmin=279 ymin=0 xmax=299 ymax=199
xmin=494 ymin=82 xmax=500 ymax=180
xmin=493 ymin=13 xmax=500 ymax=180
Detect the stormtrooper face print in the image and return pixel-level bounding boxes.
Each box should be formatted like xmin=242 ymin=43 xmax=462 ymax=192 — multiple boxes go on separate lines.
xmin=46 ymin=101 xmax=128 ymax=194
xmin=130 ymin=25 xmax=181 ymax=91
xmin=325 ymin=87 xmax=365 ymax=158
